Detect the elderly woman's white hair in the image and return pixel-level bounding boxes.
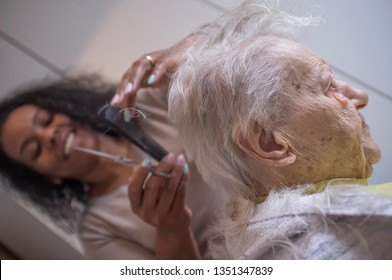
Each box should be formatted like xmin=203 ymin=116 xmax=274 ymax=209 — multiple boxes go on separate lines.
xmin=169 ymin=1 xmax=392 ymax=260
xmin=169 ymin=0 xmax=319 ymax=201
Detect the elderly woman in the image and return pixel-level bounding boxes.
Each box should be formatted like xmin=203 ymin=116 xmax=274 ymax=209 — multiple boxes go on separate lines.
xmin=166 ymin=0 xmax=392 ymax=259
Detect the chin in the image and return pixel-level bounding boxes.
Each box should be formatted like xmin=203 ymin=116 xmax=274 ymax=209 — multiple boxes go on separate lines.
xmin=362 ymin=135 xmax=381 ymax=164
xmin=364 ymin=162 xmax=374 ymax=178
xmin=361 ymin=145 xmax=380 ymax=179
xmin=365 ymin=145 xmax=381 ymax=165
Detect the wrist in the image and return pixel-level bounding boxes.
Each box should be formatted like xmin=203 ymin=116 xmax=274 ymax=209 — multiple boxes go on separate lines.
xmin=155 ymin=226 xmax=200 ymax=259
xmin=156 ymin=223 xmax=191 ymax=238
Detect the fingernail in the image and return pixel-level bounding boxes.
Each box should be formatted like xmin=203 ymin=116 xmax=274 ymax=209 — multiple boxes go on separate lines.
xmin=125 ymin=82 xmax=133 ymax=93
xmin=183 ymin=163 xmax=189 ymax=174
xmin=123 ymin=108 xmax=132 ymax=123
xmin=164 ymin=152 xmax=175 ymax=163
xmin=142 ymin=157 xmax=151 ymax=168
xmin=147 ymin=74 xmax=155 ymax=85
xmin=176 ymin=154 xmax=186 ymax=166
xmin=110 ymin=94 xmax=120 ymax=105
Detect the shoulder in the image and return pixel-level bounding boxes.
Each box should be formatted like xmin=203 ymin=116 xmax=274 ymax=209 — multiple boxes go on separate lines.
xmin=214 ymin=185 xmax=392 ymax=259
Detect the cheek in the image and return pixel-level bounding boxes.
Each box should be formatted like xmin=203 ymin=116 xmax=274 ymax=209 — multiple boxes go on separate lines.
xmin=288 ymin=112 xmax=358 ymax=159
xmin=362 ymin=133 xmax=381 ymax=164
xmin=28 ymin=152 xmax=59 ymax=174
xmin=0 ymin=128 xmax=24 ymax=162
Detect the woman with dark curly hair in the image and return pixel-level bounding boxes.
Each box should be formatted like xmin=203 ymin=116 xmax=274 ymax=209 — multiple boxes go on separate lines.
xmin=0 ymin=73 xmax=226 ymax=260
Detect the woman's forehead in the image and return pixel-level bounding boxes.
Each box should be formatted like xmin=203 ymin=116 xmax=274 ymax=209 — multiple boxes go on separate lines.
xmin=6 ymin=104 xmax=39 ymax=123
xmin=260 ymin=36 xmax=327 ymax=71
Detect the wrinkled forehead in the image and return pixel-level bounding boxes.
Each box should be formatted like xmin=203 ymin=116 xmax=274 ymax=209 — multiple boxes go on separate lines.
xmin=260 ymin=36 xmax=331 ymax=88
xmin=264 ymin=36 xmax=319 ymax=60
xmin=276 ymin=37 xmax=323 ymax=64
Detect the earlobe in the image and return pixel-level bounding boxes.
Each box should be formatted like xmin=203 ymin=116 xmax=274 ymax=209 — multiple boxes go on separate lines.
xmin=236 ymin=128 xmax=296 ymax=167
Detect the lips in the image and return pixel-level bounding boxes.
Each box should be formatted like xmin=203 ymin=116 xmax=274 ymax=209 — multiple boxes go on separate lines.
xmin=361 ymin=118 xmax=368 ymax=129
xmin=359 ymin=113 xmax=368 ymax=129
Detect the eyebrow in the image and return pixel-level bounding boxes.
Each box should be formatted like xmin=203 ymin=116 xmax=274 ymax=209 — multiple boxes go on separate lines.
xmin=32 ymin=108 xmax=41 ymax=124
xmin=19 ymin=109 xmax=40 ymax=158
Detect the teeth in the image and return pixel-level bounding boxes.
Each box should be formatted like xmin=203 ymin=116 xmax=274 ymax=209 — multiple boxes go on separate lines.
xmin=64 ymin=132 xmax=75 ymax=156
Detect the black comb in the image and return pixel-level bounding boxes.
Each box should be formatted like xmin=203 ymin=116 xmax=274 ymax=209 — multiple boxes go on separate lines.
xmin=98 ymin=104 xmax=168 ymax=161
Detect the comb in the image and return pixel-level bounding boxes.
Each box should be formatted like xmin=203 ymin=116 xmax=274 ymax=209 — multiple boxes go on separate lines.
xmin=98 ymin=104 xmax=168 ymax=161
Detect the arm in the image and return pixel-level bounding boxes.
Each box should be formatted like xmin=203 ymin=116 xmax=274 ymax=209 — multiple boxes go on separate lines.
xmin=128 ymin=153 xmax=200 ymax=260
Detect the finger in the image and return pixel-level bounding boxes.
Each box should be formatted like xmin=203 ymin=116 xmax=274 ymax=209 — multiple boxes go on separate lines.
xmin=171 ymin=169 xmax=189 ymax=213
xmin=156 ymin=154 xmax=186 ymax=211
xmin=151 ymin=59 xmax=171 ymax=85
xmin=131 ymin=57 xmax=153 ymax=91
xmin=113 ymin=57 xmax=152 ymax=109
xmin=112 ymin=70 xmax=132 ymax=107
xmin=128 ymin=157 xmax=151 ymax=212
xmin=112 ymin=78 xmax=135 ymax=109
xmin=142 ymin=153 xmax=176 ymax=210
xmin=114 ymin=81 xmax=136 ymax=109
xmin=144 ymin=54 xmax=155 ymax=70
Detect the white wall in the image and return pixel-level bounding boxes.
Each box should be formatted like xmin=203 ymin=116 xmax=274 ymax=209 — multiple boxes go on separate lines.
xmin=0 ymin=0 xmax=391 ymax=259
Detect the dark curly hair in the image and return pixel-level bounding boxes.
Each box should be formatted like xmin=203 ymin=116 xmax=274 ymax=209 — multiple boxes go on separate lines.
xmin=0 ymin=75 xmax=118 ymax=231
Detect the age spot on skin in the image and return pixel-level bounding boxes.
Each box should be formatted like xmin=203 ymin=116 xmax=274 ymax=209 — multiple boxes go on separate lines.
xmin=291 ymin=81 xmax=301 ymax=91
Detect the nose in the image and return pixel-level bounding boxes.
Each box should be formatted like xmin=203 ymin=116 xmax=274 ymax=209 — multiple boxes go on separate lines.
xmin=36 ymin=126 xmax=58 ymax=149
xmin=336 ymin=80 xmax=369 ymax=109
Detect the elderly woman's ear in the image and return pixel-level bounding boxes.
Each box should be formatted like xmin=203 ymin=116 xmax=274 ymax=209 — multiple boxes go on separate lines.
xmin=235 ymin=126 xmax=296 ymax=167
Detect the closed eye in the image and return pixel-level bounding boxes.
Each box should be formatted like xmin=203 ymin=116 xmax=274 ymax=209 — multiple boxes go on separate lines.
xmin=329 ymin=80 xmax=336 ymax=92
xmin=325 ymin=76 xmax=337 ymax=95
xmin=21 ymin=108 xmax=49 ymax=161
xmin=22 ymin=140 xmax=41 ymax=161
xmin=34 ymin=108 xmax=54 ymax=127
xmin=42 ymin=111 xmax=54 ymax=127
xmin=32 ymin=141 xmax=41 ymax=160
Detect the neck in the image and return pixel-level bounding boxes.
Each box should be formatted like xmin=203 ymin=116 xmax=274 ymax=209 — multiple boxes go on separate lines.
xmin=254 ymin=178 xmax=369 ymax=204
xmin=252 ymin=163 xmax=370 ymax=198
xmin=252 ymin=151 xmax=371 ymax=194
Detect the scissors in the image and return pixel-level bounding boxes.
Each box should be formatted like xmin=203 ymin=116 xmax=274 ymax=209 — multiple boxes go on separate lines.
xmin=74 ymin=146 xmax=171 ymax=178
